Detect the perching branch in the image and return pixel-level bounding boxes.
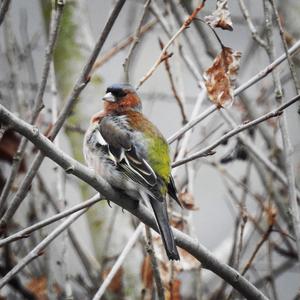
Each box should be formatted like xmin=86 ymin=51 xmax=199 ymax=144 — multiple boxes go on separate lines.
xmin=0 ymin=104 xmax=269 ymax=300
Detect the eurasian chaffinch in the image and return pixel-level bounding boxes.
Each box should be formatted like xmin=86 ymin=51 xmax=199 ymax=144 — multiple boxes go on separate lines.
xmin=83 ymin=83 xmax=180 ymax=260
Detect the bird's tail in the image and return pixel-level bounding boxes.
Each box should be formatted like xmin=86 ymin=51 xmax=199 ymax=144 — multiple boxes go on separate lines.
xmin=149 ymin=197 xmax=180 ymax=260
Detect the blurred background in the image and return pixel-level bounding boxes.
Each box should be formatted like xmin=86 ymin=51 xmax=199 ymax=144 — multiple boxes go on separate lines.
xmin=0 ymin=0 xmax=300 ymax=299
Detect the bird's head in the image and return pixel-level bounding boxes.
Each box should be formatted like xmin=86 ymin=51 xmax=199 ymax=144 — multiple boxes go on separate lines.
xmin=102 ymin=83 xmax=142 ymax=113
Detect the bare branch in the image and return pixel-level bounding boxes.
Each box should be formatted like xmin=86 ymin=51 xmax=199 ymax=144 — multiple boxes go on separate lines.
xmin=0 ymin=0 xmax=10 ymax=26
xmin=0 ymin=0 xmax=64 ymax=216
xmin=145 ymin=226 xmax=165 ymax=300
xmin=270 ymin=0 xmax=300 ymax=95
xmin=238 ymin=0 xmax=268 ymax=49
xmin=92 ymin=224 xmax=144 ymax=300
xmin=123 ymin=0 xmax=152 ymax=83
xmin=136 ymin=1 xmax=206 ymax=89
xmin=0 ymin=104 xmax=269 ymax=300
xmin=172 ymin=93 xmax=300 ymax=167
xmin=0 ymin=0 xmax=127 ymax=232
xmin=0 ymin=208 xmax=87 ymax=289
xmin=0 ymin=194 xmax=100 ymax=247
xmin=167 ymin=39 xmax=300 ymax=146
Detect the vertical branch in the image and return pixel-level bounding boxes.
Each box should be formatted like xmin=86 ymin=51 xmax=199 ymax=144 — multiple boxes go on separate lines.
xmin=0 ymin=0 xmax=65 ymax=216
xmin=123 ymin=0 xmax=151 ymax=83
xmin=238 ymin=0 xmax=267 ymax=49
xmin=0 ymin=209 xmax=87 ymax=289
xmin=263 ymin=0 xmax=300 ymax=263
xmin=92 ymin=224 xmax=144 ymax=300
xmin=0 ymin=0 xmax=127 ymax=232
xmin=136 ymin=0 xmax=206 ymax=89
xmin=0 ymin=0 xmax=10 ymax=26
xmin=269 ymin=0 xmax=300 ymax=95
xmin=145 ymin=226 xmax=165 ymax=300
xmin=160 ymin=40 xmax=188 ymax=124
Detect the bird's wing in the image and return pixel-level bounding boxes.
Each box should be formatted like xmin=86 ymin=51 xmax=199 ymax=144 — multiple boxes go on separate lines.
xmin=99 ymin=116 xmax=157 ymax=187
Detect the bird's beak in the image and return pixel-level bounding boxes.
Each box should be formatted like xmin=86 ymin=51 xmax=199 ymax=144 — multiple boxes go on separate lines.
xmin=102 ymin=92 xmax=116 ymax=103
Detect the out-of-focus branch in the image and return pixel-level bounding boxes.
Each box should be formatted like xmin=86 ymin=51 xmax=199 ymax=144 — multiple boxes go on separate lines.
xmin=0 ymin=0 xmax=10 ymax=26
xmin=123 ymin=0 xmax=151 ymax=83
xmin=264 ymin=0 xmax=300 ymax=262
xmin=0 ymin=194 xmax=101 ymax=247
xmin=0 ymin=0 xmax=64 ymax=216
xmin=0 ymin=0 xmax=126 ymax=232
xmin=145 ymin=226 xmax=165 ymax=300
xmin=160 ymin=40 xmax=188 ymax=123
xmin=92 ymin=18 xmax=158 ymax=73
xmin=270 ymin=0 xmax=300 ymax=95
xmin=92 ymin=224 xmax=144 ymax=300
xmin=0 ymin=104 xmax=269 ymax=300
xmin=0 ymin=208 xmax=87 ymax=289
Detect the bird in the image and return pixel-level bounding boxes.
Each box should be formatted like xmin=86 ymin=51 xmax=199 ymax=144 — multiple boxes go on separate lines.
xmin=83 ymin=83 xmax=180 ymax=260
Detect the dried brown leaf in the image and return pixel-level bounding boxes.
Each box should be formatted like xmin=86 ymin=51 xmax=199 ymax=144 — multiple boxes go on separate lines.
xmin=204 ymin=47 xmax=241 ymax=107
xmin=205 ymin=0 xmax=233 ymax=31
xmin=179 ymin=191 xmax=198 ymax=210
xmin=266 ymin=205 xmax=277 ymax=226
xmin=102 ymin=266 xmax=123 ymax=294
xmin=0 ymin=130 xmax=26 ymax=172
xmin=26 ymin=276 xmax=61 ymax=300
xmin=165 ymin=279 xmax=181 ymax=300
xmin=141 ymin=255 xmax=153 ymax=289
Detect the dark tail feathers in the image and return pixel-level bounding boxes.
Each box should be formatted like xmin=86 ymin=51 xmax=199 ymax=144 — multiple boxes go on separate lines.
xmin=150 ymin=197 xmax=180 ymax=260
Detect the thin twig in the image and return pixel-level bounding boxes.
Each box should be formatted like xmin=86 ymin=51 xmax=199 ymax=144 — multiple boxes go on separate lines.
xmin=0 ymin=0 xmax=64 ymax=216
xmin=167 ymin=39 xmax=300 ymax=146
xmin=0 ymin=104 xmax=270 ymax=300
xmin=172 ymin=93 xmax=300 ymax=167
xmin=92 ymin=224 xmax=144 ymax=300
xmin=145 ymin=226 xmax=165 ymax=300
xmin=0 ymin=0 xmax=10 ymax=26
xmin=0 ymin=195 xmax=101 ymax=248
xmin=241 ymin=224 xmax=273 ymax=276
xmin=270 ymin=0 xmax=300 ymax=95
xmin=0 ymin=208 xmax=87 ymax=289
xmin=0 ymin=0 xmax=127 ymax=232
xmin=238 ymin=0 xmax=268 ymax=49
xmin=149 ymin=0 xmax=201 ymax=80
xmin=92 ymin=18 xmax=158 ymax=73
xmin=136 ymin=0 xmax=206 ymax=89
xmin=123 ymin=0 xmax=152 ymax=82
xmin=264 ymin=0 xmax=300 ymax=262
xmin=236 ymin=40 xmax=300 ymax=94
xmin=264 ymin=0 xmax=300 ymax=261
xmin=160 ymin=39 xmax=188 ymax=124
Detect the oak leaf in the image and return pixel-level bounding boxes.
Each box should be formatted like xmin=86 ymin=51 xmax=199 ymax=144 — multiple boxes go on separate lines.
xmin=204 ymin=47 xmax=241 ymax=107
xmin=205 ymin=0 xmax=233 ymax=31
